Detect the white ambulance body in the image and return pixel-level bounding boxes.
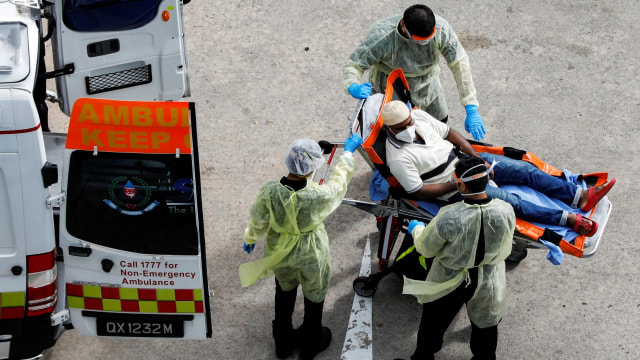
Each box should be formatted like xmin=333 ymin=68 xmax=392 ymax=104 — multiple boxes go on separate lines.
xmin=0 ymin=3 xmax=63 ymax=358
xmin=0 ymin=1 xmax=210 ymax=359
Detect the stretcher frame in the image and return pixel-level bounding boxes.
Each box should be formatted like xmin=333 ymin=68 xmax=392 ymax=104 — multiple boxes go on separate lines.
xmin=326 ymin=69 xmax=611 ymax=279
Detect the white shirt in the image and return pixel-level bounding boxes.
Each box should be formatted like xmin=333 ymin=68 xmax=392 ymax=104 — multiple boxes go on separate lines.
xmin=386 ymin=109 xmax=457 ymax=199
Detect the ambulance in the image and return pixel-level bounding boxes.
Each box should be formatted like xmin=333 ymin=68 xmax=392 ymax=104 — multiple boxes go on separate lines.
xmin=0 ymin=1 xmax=211 ymax=359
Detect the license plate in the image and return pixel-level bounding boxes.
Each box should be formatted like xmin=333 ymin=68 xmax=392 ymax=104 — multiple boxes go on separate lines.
xmin=96 ymin=317 xmax=184 ymax=338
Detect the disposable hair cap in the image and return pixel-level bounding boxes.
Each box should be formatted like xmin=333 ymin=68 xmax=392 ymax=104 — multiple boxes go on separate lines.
xmin=284 ymin=139 xmax=325 ymax=176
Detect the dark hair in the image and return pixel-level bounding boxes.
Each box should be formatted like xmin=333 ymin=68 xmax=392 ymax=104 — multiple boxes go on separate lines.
xmin=403 ymin=4 xmax=436 ymax=37
xmin=455 ymin=156 xmax=488 ymax=193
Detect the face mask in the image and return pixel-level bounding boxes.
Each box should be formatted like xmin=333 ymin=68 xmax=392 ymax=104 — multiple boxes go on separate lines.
xmin=395 ymin=124 xmax=416 ymax=143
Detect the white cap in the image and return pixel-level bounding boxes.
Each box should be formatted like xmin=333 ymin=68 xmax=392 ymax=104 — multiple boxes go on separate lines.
xmin=381 ymin=100 xmax=411 ymax=126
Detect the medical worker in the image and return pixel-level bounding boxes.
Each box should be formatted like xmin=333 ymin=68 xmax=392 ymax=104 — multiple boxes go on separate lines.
xmin=239 ymin=134 xmax=363 ymax=360
xmin=397 ymin=156 xmax=516 ymax=360
xmin=343 ymin=4 xmax=486 ymax=140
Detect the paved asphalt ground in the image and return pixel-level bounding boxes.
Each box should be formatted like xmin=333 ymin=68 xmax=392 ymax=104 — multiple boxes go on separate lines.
xmin=44 ymin=0 xmax=639 ymax=359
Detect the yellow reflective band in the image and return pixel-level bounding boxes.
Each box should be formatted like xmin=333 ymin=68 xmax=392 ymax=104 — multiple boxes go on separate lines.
xmin=84 ymin=285 xmax=102 ymax=298
xmin=120 ymin=287 xmax=139 ymax=300
xmin=176 ymin=301 xmax=196 ymax=313
xmin=157 ymin=289 xmax=175 ymax=301
xmin=139 ymin=301 xmax=158 ymax=313
xmin=66 ymin=283 xmax=205 ymax=314
xmin=68 ymin=296 xmax=85 ymax=309
xmin=102 ymin=299 xmax=122 ymax=312
xmin=0 ymin=292 xmax=26 ymax=307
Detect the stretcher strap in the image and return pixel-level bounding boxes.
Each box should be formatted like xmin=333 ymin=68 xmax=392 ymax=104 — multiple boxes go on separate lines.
xmin=503 ymin=147 xmax=527 ymax=160
xmin=420 ymin=150 xmax=457 ymax=180
xmin=541 ymin=228 xmax=563 ymax=246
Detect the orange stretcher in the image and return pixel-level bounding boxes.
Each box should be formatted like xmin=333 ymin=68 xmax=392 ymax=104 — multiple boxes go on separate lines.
xmin=321 ymin=69 xmax=612 ymax=291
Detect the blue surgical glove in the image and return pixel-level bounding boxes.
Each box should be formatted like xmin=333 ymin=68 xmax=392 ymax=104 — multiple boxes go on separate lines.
xmin=407 ymin=220 xmax=425 ymax=236
xmin=464 ymin=105 xmax=486 ymax=141
xmin=344 ymin=133 xmax=363 ymax=153
xmin=348 ymin=82 xmax=372 ymax=99
xmin=539 ymin=239 xmax=564 ymax=265
xmin=243 ymin=242 xmax=255 ymax=254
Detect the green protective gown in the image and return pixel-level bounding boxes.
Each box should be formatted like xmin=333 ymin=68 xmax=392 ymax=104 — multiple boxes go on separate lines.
xmin=403 ymin=198 xmax=515 ymax=328
xmin=239 ymin=154 xmax=356 ymax=303
xmin=343 ymin=13 xmax=478 ymax=120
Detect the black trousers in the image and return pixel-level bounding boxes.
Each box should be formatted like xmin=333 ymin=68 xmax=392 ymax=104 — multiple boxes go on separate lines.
xmin=411 ymin=268 xmax=499 ymax=360
xmin=274 ymin=278 xmax=297 ymax=328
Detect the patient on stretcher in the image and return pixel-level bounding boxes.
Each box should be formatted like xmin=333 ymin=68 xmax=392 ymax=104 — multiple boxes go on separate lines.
xmin=375 ymin=100 xmax=616 ymax=238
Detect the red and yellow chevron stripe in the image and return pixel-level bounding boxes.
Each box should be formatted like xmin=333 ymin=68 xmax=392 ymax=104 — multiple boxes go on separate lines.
xmin=0 ymin=291 xmax=26 ymax=319
xmin=66 ymin=283 xmax=204 ymax=313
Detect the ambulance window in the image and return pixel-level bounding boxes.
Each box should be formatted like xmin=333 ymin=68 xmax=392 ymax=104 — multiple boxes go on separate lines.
xmin=63 ymin=0 xmax=162 ymax=32
xmin=0 ymin=23 xmax=30 ymax=83
xmin=65 ymin=151 xmax=198 ymax=255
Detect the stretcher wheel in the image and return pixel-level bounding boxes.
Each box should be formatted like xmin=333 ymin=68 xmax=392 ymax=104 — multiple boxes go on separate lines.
xmin=353 ymin=276 xmax=377 ymax=297
xmin=506 ymin=242 xmax=528 ymax=263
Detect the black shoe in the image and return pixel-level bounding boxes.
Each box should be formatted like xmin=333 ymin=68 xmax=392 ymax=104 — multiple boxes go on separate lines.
xmin=299 ymin=326 xmax=331 ymax=360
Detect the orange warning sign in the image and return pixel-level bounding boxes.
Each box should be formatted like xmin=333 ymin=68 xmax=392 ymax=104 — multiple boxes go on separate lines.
xmin=66 ymin=98 xmax=192 ymax=154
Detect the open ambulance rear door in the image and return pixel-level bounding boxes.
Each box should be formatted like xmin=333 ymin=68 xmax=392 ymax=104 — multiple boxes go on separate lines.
xmin=48 ymin=0 xmax=190 ymax=116
xmin=58 ymin=98 xmax=211 ymax=339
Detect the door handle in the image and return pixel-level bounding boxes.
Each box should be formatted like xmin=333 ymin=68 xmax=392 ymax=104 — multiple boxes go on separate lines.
xmin=68 ymin=246 xmax=92 ymax=257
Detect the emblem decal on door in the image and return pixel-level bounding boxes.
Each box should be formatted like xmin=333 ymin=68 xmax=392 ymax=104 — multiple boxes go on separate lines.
xmin=104 ymin=176 xmax=159 ymax=216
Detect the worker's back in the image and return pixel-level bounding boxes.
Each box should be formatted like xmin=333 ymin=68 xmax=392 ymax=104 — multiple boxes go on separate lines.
xmin=430 ymin=198 xmax=515 ymax=270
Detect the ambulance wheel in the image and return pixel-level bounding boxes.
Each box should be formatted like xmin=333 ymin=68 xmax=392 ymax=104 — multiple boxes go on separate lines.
xmin=353 ymin=276 xmax=377 ymax=297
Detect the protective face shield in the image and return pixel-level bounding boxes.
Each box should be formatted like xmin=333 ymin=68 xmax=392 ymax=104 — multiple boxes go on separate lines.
xmin=394 ymin=124 xmax=416 ymax=143
xmin=452 ymin=160 xmax=499 ymax=196
xmin=284 ymin=139 xmax=325 ymax=176
xmin=403 ymin=22 xmax=436 ymax=45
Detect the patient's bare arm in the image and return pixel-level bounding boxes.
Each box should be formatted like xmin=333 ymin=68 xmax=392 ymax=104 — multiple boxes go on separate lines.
xmin=446 ymin=129 xmax=479 ymax=158
xmin=411 ymin=182 xmax=458 ymax=201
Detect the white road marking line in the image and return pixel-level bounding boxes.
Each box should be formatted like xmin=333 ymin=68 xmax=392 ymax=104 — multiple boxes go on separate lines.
xmin=340 ymin=234 xmax=373 ymax=360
